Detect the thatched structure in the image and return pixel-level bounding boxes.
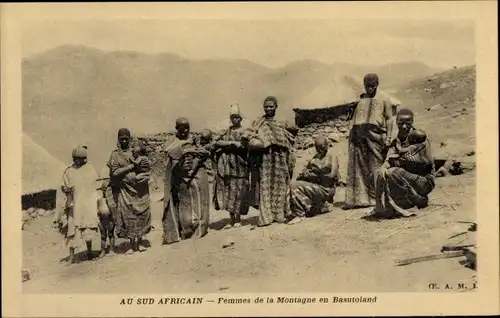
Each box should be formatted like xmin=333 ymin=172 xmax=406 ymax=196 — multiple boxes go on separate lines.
xmin=293 ymin=102 xmax=355 ymax=128
xmin=22 ymin=133 xmax=67 ymax=210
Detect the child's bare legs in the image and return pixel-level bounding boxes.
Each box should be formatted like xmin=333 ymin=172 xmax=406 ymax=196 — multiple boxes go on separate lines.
xmin=99 ymin=237 xmax=107 ymax=258
xmin=99 ymin=217 xmax=116 ymax=257
xmin=109 ymin=236 xmax=116 ymax=255
xmin=98 ymin=219 xmax=108 ymax=258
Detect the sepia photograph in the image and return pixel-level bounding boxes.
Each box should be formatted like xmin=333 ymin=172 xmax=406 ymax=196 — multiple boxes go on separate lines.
xmin=2 ymin=1 xmax=498 ymax=317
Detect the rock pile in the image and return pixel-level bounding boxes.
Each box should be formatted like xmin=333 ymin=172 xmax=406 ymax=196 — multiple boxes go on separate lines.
xmin=435 ymin=159 xmax=476 ymax=178
xmin=294 ymin=119 xmax=350 ymax=150
xmin=22 ymin=208 xmax=55 ymax=230
xmin=134 ymin=132 xmax=209 ymax=184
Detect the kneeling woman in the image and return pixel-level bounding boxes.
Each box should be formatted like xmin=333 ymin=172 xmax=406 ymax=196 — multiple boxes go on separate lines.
xmin=371 ymin=108 xmax=435 ymax=219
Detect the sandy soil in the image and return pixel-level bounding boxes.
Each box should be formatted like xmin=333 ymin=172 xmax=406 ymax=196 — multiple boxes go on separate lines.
xmin=22 ymin=171 xmax=476 ymax=294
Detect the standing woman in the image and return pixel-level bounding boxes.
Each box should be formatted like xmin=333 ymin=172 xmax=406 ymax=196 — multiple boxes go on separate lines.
xmin=344 ymin=73 xmax=396 ymax=210
xmin=213 ymin=104 xmax=250 ymax=229
xmin=162 ymin=118 xmax=211 ymax=244
xmin=243 ymin=96 xmax=298 ymax=227
xmin=106 ymin=128 xmax=152 ymax=254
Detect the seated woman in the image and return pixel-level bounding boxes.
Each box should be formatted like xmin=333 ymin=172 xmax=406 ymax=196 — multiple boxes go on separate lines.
xmin=287 ymin=135 xmax=340 ymax=225
xmin=370 ymin=108 xmax=435 ymax=219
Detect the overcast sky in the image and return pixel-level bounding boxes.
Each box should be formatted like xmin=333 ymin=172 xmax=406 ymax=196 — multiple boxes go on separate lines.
xmin=22 ymin=19 xmax=475 ymax=68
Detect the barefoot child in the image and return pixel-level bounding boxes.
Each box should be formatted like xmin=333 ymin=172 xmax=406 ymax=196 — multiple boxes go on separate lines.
xmin=61 ymin=145 xmax=100 ymax=264
xmin=98 ymin=175 xmax=116 ymax=258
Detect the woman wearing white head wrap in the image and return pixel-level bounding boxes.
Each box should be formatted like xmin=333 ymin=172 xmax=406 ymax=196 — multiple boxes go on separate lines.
xmin=212 ymin=103 xmax=251 ymax=228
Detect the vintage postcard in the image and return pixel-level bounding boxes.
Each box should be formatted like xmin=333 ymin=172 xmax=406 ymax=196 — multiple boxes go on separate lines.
xmin=1 ymin=1 xmax=498 ymax=317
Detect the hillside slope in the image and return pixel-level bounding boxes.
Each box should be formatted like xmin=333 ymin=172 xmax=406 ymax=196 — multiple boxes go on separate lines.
xmin=392 ymin=65 xmax=476 ymax=159
xmin=22 ymin=45 xmax=440 ymax=168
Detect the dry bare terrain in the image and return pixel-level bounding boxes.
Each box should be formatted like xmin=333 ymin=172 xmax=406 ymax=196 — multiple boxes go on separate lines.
xmin=22 ymin=172 xmax=475 ymax=293
xmin=22 ymin=55 xmax=476 ymax=293
xmin=22 ymin=45 xmax=440 ymax=168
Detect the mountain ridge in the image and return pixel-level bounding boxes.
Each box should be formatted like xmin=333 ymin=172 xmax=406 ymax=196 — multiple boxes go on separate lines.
xmin=22 ymin=44 xmax=441 ymax=168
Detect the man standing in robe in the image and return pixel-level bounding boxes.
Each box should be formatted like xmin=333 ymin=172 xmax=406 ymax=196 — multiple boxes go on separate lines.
xmin=344 ymin=73 xmax=396 ymax=210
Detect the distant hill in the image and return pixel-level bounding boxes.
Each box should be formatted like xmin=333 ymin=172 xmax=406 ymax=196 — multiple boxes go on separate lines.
xmin=392 ymin=65 xmax=476 ymax=159
xmin=22 ymin=45 xmax=440 ymax=168
xmin=374 ymin=61 xmax=443 ymax=88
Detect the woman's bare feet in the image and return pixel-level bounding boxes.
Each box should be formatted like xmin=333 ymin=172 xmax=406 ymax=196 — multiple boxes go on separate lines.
xmin=287 ymin=217 xmax=304 ymax=225
xmin=99 ymin=249 xmax=106 ymax=258
xmin=125 ymin=248 xmax=134 ymax=255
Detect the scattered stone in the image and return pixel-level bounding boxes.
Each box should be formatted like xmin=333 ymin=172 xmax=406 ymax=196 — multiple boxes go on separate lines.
xmin=430 ymin=104 xmax=442 ymax=111
xmin=460 ymin=161 xmax=476 ymax=173
xmin=338 ymin=126 xmax=348 ymax=133
xmin=327 ymin=132 xmax=340 ymax=143
xmin=436 ymin=166 xmax=449 ymax=178
xmin=449 ymin=162 xmax=464 ymax=175
xmin=294 ymin=119 xmax=350 ymax=150
xmin=22 ymin=269 xmax=31 ymax=282
xmin=222 ymin=242 xmax=235 ymax=249
xmin=22 ymin=210 xmax=30 ymax=222
xmin=440 ymin=141 xmax=447 ymax=148
xmin=37 ymin=209 xmax=46 ymax=217
xmin=466 ymin=151 xmax=475 ymax=156
xmin=440 ymin=82 xmax=457 ymax=89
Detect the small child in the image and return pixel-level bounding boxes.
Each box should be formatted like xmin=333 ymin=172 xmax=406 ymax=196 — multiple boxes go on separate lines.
xmin=389 ymin=129 xmax=430 ymax=169
xmin=98 ymin=177 xmax=115 ymax=258
xmin=199 ymin=129 xmax=214 ymax=148
xmin=198 ymin=129 xmax=215 ymax=176
xmin=397 ymin=129 xmax=427 ymax=159
xmin=132 ymin=142 xmax=151 ymax=181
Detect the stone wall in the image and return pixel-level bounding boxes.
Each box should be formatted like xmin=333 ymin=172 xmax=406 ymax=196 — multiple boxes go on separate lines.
xmin=294 ymin=119 xmax=350 ymax=150
xmin=134 ymin=132 xmax=207 ymax=186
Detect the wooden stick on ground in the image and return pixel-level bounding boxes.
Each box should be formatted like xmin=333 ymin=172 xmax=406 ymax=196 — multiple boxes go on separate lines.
xmin=395 ymin=251 xmax=466 ymax=267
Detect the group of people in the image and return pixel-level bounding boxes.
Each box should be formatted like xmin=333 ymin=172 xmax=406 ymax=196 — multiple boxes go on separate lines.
xmin=54 ymin=73 xmax=436 ymax=264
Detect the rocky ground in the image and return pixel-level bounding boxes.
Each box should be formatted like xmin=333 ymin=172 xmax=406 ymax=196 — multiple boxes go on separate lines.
xmin=22 ymin=65 xmax=477 ymax=293
xmin=22 ymin=170 xmax=476 ymax=293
